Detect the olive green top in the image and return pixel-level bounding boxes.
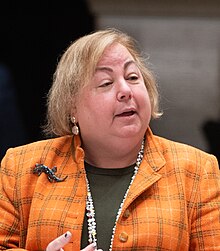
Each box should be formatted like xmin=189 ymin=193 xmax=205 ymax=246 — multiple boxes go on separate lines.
xmin=81 ymin=162 xmax=135 ymax=250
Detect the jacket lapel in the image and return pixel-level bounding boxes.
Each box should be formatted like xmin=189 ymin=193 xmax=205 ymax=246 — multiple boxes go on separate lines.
xmin=122 ymin=128 xmax=166 ymax=212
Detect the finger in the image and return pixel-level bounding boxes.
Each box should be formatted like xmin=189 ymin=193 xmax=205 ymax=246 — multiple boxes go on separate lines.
xmin=81 ymin=243 xmax=95 ymax=251
xmin=46 ymin=231 xmax=72 ymax=251
xmin=81 ymin=243 xmax=103 ymax=251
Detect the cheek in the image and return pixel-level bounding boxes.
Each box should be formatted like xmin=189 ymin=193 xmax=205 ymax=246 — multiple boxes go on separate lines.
xmin=146 ymin=93 xmax=152 ymax=111
xmin=139 ymin=86 xmax=151 ymax=105
xmin=75 ymin=94 xmax=91 ymax=122
xmin=77 ymin=94 xmax=108 ymax=123
xmin=139 ymin=90 xmax=152 ymax=117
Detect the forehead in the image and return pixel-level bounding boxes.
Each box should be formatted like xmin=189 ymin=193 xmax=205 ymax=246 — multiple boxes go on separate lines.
xmin=97 ymin=43 xmax=134 ymax=66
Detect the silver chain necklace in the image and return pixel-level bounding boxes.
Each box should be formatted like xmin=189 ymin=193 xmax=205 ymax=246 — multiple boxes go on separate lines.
xmin=85 ymin=138 xmax=145 ymax=250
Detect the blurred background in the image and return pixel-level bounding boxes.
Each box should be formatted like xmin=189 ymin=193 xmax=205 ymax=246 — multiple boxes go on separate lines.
xmin=0 ymin=0 xmax=219 ymax=163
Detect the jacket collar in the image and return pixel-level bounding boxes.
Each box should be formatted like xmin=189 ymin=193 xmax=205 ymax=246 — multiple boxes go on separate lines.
xmin=144 ymin=127 xmax=166 ymax=172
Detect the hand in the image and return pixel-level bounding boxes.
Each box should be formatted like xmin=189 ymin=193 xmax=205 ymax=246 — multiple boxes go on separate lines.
xmin=46 ymin=231 xmax=103 ymax=251
xmin=46 ymin=231 xmax=72 ymax=251
xmin=81 ymin=243 xmax=103 ymax=251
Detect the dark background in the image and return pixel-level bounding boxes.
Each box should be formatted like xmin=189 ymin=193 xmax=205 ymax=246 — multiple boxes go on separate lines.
xmin=0 ymin=1 xmax=94 ymax=159
xmin=0 ymin=1 xmax=219 ymax=164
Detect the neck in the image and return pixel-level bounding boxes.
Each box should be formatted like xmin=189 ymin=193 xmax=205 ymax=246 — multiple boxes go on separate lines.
xmin=82 ymin=136 xmax=144 ymax=168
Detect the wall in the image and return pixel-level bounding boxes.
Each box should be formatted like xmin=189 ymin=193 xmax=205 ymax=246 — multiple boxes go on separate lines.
xmin=88 ymin=0 xmax=220 ymax=153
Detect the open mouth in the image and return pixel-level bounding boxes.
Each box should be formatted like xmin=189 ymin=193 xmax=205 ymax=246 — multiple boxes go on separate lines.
xmin=117 ymin=111 xmax=136 ymax=117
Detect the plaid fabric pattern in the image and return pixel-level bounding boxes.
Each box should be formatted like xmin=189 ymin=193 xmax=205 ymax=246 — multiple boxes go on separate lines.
xmin=0 ymin=128 xmax=219 ymax=250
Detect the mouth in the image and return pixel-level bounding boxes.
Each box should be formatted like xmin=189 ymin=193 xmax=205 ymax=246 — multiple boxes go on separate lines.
xmin=116 ymin=110 xmax=136 ymax=117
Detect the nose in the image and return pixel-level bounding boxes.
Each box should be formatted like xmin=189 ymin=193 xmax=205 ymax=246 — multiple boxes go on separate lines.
xmin=116 ymin=80 xmax=133 ymax=101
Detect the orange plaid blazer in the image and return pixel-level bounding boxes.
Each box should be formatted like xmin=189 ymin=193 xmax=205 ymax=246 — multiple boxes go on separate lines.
xmin=0 ymin=128 xmax=219 ymax=250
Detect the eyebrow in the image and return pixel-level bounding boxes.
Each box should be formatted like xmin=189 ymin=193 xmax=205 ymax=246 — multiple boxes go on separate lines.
xmin=95 ymin=60 xmax=137 ymax=73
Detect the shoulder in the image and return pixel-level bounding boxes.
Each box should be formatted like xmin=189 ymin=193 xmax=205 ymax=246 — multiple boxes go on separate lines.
xmin=5 ymin=135 xmax=72 ymax=154
xmin=145 ymin=127 xmax=218 ymax=171
xmin=154 ymin=134 xmax=212 ymax=156
xmin=1 ymin=135 xmax=74 ymax=169
xmin=152 ymin=134 xmax=219 ymax=172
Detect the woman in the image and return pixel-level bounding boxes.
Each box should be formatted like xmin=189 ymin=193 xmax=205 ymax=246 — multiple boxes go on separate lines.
xmin=0 ymin=28 xmax=219 ymax=251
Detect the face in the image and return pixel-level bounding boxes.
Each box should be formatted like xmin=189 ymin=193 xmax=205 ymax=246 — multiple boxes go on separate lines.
xmin=75 ymin=43 xmax=151 ymax=146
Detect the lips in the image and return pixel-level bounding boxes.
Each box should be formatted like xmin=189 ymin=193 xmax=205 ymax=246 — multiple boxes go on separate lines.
xmin=115 ymin=109 xmax=137 ymax=117
xmin=118 ymin=111 xmax=136 ymax=117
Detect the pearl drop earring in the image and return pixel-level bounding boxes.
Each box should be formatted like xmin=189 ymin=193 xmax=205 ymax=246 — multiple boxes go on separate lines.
xmin=71 ymin=116 xmax=79 ymax=135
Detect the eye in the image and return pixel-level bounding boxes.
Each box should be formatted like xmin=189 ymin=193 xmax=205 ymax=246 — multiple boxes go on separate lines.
xmin=99 ymin=81 xmax=113 ymax=88
xmin=127 ymin=74 xmax=139 ymax=82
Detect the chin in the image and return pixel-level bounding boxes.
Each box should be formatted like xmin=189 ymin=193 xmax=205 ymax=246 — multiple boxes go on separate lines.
xmin=117 ymin=128 xmax=144 ymax=139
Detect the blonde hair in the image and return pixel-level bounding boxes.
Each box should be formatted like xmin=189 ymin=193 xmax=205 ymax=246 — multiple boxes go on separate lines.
xmin=44 ymin=28 xmax=162 ymax=137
